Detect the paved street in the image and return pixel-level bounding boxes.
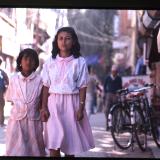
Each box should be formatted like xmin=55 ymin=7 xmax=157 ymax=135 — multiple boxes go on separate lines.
xmin=0 ymin=102 xmax=160 ymax=158
xmin=76 ymin=113 xmax=156 ymax=158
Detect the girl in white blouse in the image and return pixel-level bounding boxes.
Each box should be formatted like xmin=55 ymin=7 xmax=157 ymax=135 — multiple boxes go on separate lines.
xmin=5 ymin=48 xmax=45 ymax=156
xmin=41 ymin=27 xmax=95 ymax=157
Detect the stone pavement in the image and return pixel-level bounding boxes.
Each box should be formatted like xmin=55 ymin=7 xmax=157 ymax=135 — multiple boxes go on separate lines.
xmin=0 ymin=102 xmax=160 ymax=158
xmin=76 ymin=112 xmax=160 ymax=158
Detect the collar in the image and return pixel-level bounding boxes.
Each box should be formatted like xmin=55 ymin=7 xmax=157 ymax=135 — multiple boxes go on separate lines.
xmin=56 ymin=54 xmax=74 ymax=62
xmin=110 ymin=74 xmax=116 ymax=80
xmin=18 ymin=72 xmax=37 ymax=81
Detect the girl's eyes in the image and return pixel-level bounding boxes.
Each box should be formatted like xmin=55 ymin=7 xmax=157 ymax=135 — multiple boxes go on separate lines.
xmin=59 ymin=37 xmax=72 ymax=40
xmin=22 ymin=57 xmax=34 ymax=63
xmin=66 ymin=37 xmax=71 ymax=40
xmin=23 ymin=57 xmax=31 ymax=60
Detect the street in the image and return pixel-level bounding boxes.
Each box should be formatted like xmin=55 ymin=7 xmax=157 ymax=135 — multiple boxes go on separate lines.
xmin=76 ymin=113 xmax=156 ymax=158
xmin=0 ymin=102 xmax=160 ymax=158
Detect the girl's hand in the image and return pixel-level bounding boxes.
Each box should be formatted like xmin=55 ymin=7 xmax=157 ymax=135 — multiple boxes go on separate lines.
xmin=40 ymin=108 xmax=50 ymax=122
xmin=76 ymin=108 xmax=84 ymax=121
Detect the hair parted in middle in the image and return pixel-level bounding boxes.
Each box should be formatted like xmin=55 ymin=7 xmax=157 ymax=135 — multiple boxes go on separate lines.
xmin=51 ymin=26 xmax=81 ymax=59
xmin=16 ymin=48 xmax=39 ymax=72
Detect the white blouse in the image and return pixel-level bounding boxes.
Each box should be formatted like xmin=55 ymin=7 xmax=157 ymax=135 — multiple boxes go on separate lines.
xmin=5 ymin=72 xmax=43 ymax=120
xmin=41 ymin=55 xmax=89 ymax=94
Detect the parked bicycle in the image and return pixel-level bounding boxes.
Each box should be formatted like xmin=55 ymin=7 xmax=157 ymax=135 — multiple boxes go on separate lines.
xmin=132 ymin=83 xmax=160 ymax=150
xmin=108 ymin=83 xmax=160 ymax=151
xmin=108 ymin=87 xmax=133 ymax=150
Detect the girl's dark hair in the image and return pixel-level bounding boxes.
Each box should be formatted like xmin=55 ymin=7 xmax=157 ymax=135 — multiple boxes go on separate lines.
xmin=0 ymin=58 xmax=2 ymax=65
xmin=51 ymin=27 xmax=81 ymax=58
xmin=16 ymin=48 xmax=39 ymax=72
xmin=88 ymin=65 xmax=91 ymax=74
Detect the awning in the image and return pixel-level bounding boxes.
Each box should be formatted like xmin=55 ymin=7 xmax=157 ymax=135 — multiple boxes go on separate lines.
xmin=112 ymin=40 xmax=129 ymax=49
xmin=112 ymin=36 xmax=130 ymax=49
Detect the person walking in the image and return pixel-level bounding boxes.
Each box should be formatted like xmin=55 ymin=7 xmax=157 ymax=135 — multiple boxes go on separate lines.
xmin=85 ymin=65 xmax=99 ymax=118
xmin=134 ymin=52 xmax=146 ymax=75
xmin=0 ymin=58 xmax=9 ymax=127
xmin=103 ymin=64 xmax=122 ymax=131
xmin=40 ymin=27 xmax=95 ymax=157
xmin=5 ymin=48 xmax=46 ymax=156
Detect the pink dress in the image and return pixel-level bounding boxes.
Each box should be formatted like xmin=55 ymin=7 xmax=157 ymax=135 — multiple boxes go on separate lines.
xmin=41 ymin=55 xmax=95 ymax=155
xmin=5 ymin=72 xmax=45 ymax=156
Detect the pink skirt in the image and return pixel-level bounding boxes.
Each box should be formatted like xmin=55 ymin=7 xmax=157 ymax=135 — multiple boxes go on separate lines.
xmin=44 ymin=93 xmax=95 ymax=155
xmin=6 ymin=117 xmax=46 ymax=156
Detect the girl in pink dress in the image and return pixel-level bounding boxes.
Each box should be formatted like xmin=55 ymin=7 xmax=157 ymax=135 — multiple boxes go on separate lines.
xmin=5 ymin=48 xmax=45 ymax=156
xmin=41 ymin=27 xmax=95 ymax=157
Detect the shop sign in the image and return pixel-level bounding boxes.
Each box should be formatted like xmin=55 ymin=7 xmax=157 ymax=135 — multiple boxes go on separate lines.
xmin=122 ymin=75 xmax=152 ymax=103
xmin=122 ymin=75 xmax=150 ymax=89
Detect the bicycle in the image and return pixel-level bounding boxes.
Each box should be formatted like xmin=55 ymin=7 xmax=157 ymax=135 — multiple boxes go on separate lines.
xmin=108 ymin=88 xmax=134 ymax=150
xmin=131 ymin=83 xmax=160 ymax=150
xmin=108 ymin=83 xmax=160 ymax=151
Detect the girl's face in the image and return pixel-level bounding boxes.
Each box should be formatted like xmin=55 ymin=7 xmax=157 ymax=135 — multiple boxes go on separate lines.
xmin=57 ymin=31 xmax=74 ymax=53
xmin=21 ymin=54 xmax=35 ymax=73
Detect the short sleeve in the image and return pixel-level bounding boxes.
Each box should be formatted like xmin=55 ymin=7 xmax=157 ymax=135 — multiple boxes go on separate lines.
xmin=41 ymin=61 xmax=51 ymax=88
xmin=77 ymin=57 xmax=89 ymax=89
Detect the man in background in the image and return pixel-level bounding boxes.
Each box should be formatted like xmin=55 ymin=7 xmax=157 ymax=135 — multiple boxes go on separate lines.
xmin=0 ymin=58 xmax=9 ymax=127
xmin=103 ymin=65 xmax=122 ymax=131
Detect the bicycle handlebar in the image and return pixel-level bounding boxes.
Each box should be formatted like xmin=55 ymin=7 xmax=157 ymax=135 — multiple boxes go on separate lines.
xmin=132 ymin=83 xmax=156 ymax=93
xmin=116 ymin=88 xmax=129 ymax=95
xmin=116 ymin=83 xmax=156 ymax=96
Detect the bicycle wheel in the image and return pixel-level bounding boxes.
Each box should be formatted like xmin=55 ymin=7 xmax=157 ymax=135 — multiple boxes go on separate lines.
xmin=110 ymin=103 xmax=132 ymax=150
xmin=134 ymin=105 xmax=147 ymax=151
xmin=150 ymin=107 xmax=160 ymax=148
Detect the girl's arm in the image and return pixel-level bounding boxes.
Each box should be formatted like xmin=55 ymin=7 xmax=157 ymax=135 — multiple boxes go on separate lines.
xmin=79 ymin=87 xmax=87 ymax=111
xmin=40 ymin=86 xmax=50 ymax=122
xmin=77 ymin=87 xmax=87 ymax=121
xmin=41 ymin=86 xmax=49 ymax=110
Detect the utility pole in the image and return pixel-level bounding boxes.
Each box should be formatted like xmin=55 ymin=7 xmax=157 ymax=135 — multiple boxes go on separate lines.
xmin=130 ymin=10 xmax=138 ymax=73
